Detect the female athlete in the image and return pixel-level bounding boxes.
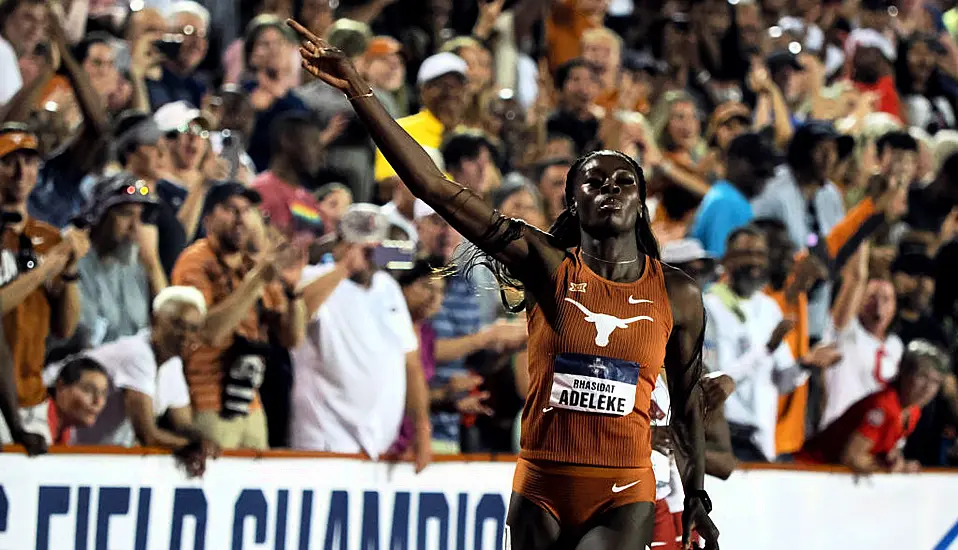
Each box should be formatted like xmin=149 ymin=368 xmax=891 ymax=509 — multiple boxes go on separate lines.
xmin=288 ymin=20 xmax=719 ymax=550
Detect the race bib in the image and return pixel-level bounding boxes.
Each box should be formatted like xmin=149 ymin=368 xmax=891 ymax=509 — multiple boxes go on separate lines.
xmin=549 ymin=353 xmax=640 ymax=416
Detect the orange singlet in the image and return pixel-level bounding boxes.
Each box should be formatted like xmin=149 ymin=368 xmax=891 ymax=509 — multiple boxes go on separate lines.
xmin=513 ymin=250 xmax=673 ymax=529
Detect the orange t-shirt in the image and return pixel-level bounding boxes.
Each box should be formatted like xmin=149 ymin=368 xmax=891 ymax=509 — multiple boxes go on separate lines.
xmin=170 ymin=239 xmax=286 ymax=413
xmin=546 ymin=0 xmax=602 ymax=71
xmin=2 ymin=219 xmax=63 ymax=407
xmin=771 ymin=197 xmax=878 ymax=454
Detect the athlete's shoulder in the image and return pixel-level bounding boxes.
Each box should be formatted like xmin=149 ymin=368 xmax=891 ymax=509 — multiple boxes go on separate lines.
xmin=661 ymin=262 xmax=703 ymax=305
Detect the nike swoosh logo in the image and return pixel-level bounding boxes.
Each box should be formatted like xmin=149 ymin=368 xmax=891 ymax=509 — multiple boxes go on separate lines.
xmin=611 ymin=480 xmax=640 ymax=493
xmin=628 ymin=296 xmax=653 ymax=304
xmin=542 ymin=407 xmax=554 ymax=413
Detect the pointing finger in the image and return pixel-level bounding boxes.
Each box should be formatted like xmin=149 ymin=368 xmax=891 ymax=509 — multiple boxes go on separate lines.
xmin=286 ymin=18 xmax=323 ymax=45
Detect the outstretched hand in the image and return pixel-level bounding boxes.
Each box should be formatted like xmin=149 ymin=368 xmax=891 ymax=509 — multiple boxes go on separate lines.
xmin=287 ymin=19 xmax=358 ymax=93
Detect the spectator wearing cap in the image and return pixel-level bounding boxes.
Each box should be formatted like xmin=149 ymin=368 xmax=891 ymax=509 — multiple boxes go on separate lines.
xmin=362 ymin=36 xmax=407 ymax=118
xmin=752 ymin=121 xmax=852 ymax=342
xmin=112 ymin=111 xmax=188 ymax=276
xmin=289 ymin=204 xmax=431 ymax=468
xmin=798 ymin=339 xmax=949 ymax=473
xmin=9 ymin=13 xmax=111 ymax=229
xmin=690 ymin=133 xmax=779 ymax=257
xmin=546 ymin=58 xmax=602 ymax=155
xmin=764 ymin=50 xmax=806 ymax=125
xmin=45 ymin=356 xmax=110 ymax=446
xmin=0 ymin=124 xmax=89 ymax=455
xmin=705 ymin=102 xmax=752 ymax=157
xmin=251 ymin=113 xmax=328 ymax=242
xmin=154 ymin=101 xmax=226 ymax=240
xmin=241 ymin=14 xmax=310 ymax=172
xmin=845 ymin=27 xmax=903 ymax=120
xmin=68 ymin=173 xmax=166 ymax=350
xmin=45 ymin=287 xmax=218 ymax=470
xmin=660 ymin=238 xmax=717 ymax=290
xmin=297 ymin=18 xmax=377 ymax=201
xmin=171 ymin=182 xmax=306 ymax=450
xmin=440 ymin=37 xmax=494 ymax=129
xmin=148 ymin=1 xmax=210 ymax=110
xmin=373 ymin=51 xmax=468 ymax=183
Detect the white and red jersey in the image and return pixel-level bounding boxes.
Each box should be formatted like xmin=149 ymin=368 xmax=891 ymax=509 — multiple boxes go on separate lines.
xmin=821 ymin=318 xmax=903 ymax=430
xmin=650 ymin=375 xmax=684 ymax=509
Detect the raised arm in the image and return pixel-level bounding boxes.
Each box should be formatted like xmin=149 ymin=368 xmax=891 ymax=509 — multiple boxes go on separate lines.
xmin=287 ymin=20 xmax=559 ymax=281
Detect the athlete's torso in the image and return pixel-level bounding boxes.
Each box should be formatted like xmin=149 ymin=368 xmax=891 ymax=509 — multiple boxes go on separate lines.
xmin=520 ymin=251 xmax=674 ymax=468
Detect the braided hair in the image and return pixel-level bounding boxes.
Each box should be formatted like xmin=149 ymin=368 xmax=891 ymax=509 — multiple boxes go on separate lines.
xmin=456 ymin=150 xmax=659 ymax=312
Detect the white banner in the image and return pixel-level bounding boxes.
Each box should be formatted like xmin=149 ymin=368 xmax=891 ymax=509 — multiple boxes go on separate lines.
xmin=0 ymin=453 xmax=955 ymax=550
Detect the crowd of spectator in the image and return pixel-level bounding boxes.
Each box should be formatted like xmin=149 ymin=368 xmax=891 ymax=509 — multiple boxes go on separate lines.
xmin=0 ymin=0 xmax=957 ymax=479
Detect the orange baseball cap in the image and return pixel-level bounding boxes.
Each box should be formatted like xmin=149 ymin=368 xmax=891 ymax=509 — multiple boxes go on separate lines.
xmin=0 ymin=126 xmax=39 ymax=158
xmin=364 ymin=36 xmax=402 ymax=58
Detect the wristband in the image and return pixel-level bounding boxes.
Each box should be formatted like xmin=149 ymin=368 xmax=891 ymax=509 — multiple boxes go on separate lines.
xmin=283 ymin=284 xmax=303 ymax=301
xmin=686 ymin=489 xmax=713 ymax=513
xmin=61 ymin=272 xmax=79 ymax=282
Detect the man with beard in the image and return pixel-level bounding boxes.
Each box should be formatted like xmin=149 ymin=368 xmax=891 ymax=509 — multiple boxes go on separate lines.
xmin=0 ymin=124 xmax=89 ymax=454
xmin=702 ymin=226 xmax=810 ymax=462
xmin=252 ymin=112 xmax=327 ymax=242
xmin=821 ymin=243 xmax=903 ymax=430
xmin=171 ymin=182 xmax=306 ymax=449
xmin=68 ymin=173 xmax=167 ymax=350
xmin=374 ymin=52 xmax=468 ymax=184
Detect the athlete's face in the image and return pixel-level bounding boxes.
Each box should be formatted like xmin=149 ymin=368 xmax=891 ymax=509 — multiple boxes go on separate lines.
xmin=571 ymin=153 xmax=641 ymax=239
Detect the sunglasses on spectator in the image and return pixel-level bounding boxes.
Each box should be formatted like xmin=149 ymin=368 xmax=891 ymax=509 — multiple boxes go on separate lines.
xmin=166 ymin=123 xmax=209 ymax=140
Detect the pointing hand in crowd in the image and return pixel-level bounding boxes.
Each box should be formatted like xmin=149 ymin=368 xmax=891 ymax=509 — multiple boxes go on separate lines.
xmin=288 ymin=19 xmax=359 ymax=94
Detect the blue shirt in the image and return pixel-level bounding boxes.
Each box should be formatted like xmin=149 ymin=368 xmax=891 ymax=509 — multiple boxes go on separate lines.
xmin=430 ymin=273 xmax=483 ymax=447
xmin=690 ymin=180 xmax=754 ymax=257
xmin=242 ymin=81 xmax=310 ymax=172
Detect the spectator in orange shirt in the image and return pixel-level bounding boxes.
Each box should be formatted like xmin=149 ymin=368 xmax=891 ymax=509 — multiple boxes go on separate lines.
xmin=798 ymin=339 xmax=948 ymax=473
xmin=171 ymin=182 xmax=306 ymax=450
xmin=0 ymin=124 xmax=88 ymax=455
xmin=546 ymin=0 xmax=610 ymax=71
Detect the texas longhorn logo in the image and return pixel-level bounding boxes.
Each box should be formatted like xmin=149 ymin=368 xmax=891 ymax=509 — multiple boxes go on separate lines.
xmin=564 ymin=298 xmax=654 ymax=347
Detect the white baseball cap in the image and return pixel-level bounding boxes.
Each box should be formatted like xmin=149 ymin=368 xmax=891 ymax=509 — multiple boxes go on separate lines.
xmin=413 ymin=199 xmax=437 ymax=220
xmin=662 ymin=238 xmax=712 ymax=264
xmin=845 ymin=28 xmax=896 ymax=62
xmin=417 ymin=52 xmax=468 ymax=86
xmin=153 ymin=100 xmax=210 ymax=133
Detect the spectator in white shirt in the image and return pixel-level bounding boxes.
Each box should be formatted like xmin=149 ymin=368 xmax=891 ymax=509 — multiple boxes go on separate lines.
xmin=821 ymin=243 xmax=903 ymax=429
xmin=45 ymin=286 xmax=220 ymax=476
xmin=703 ymin=226 xmax=808 ymax=462
xmin=290 ymin=204 xmax=431 ymax=471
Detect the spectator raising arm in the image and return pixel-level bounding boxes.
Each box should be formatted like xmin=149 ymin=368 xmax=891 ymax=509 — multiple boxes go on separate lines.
xmin=0 ymin=242 xmax=72 ymax=314
xmin=831 ymin=242 xmax=870 ymax=333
